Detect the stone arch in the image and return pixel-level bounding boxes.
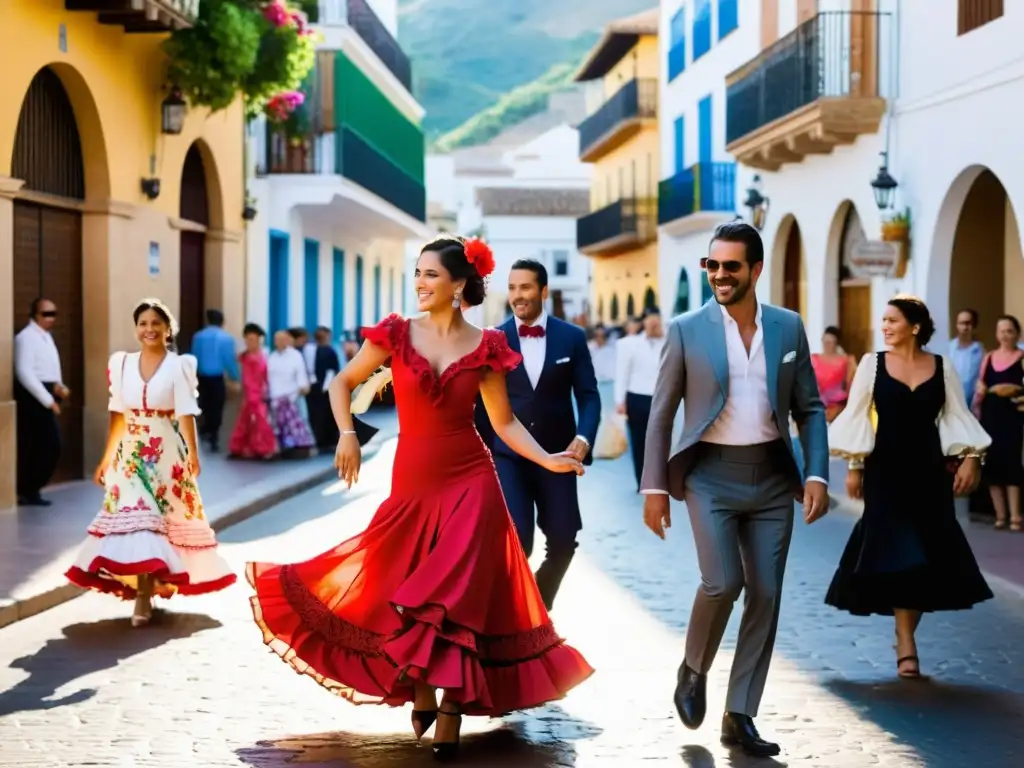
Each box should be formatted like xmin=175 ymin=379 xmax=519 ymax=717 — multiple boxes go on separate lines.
xmin=770 ymin=214 xmax=806 ymax=318
xmin=179 ymin=138 xmax=226 ymax=231
xmin=14 ymin=62 xmax=112 ymax=201
xmin=931 ymin=165 xmax=1023 ymax=339
xmin=826 ymin=200 xmax=872 ymax=358
xmin=178 ymin=142 xmax=213 ymax=352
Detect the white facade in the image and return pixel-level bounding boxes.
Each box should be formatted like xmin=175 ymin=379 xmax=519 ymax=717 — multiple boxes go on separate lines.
xmin=424 ymin=124 xmax=594 ymax=326
xmin=657 ymin=0 xmax=761 ymax=318
xmin=740 ymin=0 xmax=1024 ymax=354
xmin=245 ymin=0 xmax=432 ymax=341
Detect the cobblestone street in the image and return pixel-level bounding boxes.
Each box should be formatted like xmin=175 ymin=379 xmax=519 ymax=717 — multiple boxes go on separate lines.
xmin=2 ymin=439 xmax=1024 ymax=767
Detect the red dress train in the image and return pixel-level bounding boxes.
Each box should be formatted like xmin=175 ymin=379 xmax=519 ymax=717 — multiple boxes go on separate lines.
xmin=246 ymin=314 xmax=593 ymax=716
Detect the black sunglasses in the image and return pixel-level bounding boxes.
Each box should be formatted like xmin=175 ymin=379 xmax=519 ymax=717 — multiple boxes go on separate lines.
xmin=700 ymin=257 xmax=744 ymax=273
xmin=40 ymin=310 xmax=58 ymax=318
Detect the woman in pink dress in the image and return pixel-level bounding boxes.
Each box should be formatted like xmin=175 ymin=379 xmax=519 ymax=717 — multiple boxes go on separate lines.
xmin=811 ymin=326 xmax=857 ymax=423
xmin=229 ymin=323 xmax=279 ymax=460
xmin=66 ymin=299 xmax=236 ymax=626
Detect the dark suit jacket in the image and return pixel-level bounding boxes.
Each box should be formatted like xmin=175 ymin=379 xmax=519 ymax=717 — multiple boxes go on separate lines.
xmin=476 ymin=316 xmax=601 ymax=466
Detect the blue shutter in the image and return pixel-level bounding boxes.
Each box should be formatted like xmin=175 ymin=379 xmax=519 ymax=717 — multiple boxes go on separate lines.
xmin=332 ymin=248 xmax=345 ymax=335
xmin=268 ymin=231 xmax=290 ymax=337
xmin=718 ymin=0 xmax=738 ymax=39
xmin=355 ymin=255 xmax=364 ymax=331
xmin=303 ymin=239 xmax=319 ymax=330
xmin=698 ymin=95 xmax=712 ymax=163
xmin=673 ymin=115 xmax=685 ymax=174
xmin=693 ymin=0 xmax=711 ymax=60
xmin=668 ymin=6 xmax=686 ymax=81
xmin=373 ymin=262 xmax=382 ymax=322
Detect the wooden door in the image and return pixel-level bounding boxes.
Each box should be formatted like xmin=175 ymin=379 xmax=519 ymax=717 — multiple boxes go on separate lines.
xmin=551 ymin=289 xmax=565 ymax=319
xmin=12 ymin=201 xmax=84 ymax=483
xmin=783 ymin=223 xmax=802 ymax=314
xmin=839 ymin=282 xmax=872 ymax=359
xmin=178 ymin=230 xmax=206 ymax=353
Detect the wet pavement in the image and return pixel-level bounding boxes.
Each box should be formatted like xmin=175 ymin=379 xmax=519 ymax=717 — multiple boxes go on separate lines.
xmin=1 ymin=437 xmax=1023 ymax=767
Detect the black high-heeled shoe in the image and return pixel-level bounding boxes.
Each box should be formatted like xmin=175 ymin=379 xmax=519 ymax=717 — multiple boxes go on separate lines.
xmin=411 ymin=709 xmax=437 ymax=740
xmin=432 ymin=706 xmax=462 ymax=762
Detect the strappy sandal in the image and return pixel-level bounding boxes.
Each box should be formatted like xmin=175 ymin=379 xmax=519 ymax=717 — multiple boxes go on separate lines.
xmin=1010 ymin=520 xmax=1023 ymax=532
xmin=995 ymin=519 xmax=1008 ymax=530
xmin=897 ymin=655 xmax=921 ymax=679
xmin=432 ymin=703 xmax=462 ymax=762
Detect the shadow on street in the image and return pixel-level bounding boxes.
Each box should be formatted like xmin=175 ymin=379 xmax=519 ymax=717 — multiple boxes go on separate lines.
xmin=0 ymin=610 xmax=221 ymax=716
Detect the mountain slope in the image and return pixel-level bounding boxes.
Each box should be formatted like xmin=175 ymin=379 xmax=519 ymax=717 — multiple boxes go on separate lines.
xmin=397 ymin=0 xmax=656 ymax=137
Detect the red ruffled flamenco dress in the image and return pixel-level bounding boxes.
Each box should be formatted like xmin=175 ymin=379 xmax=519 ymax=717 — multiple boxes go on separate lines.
xmin=246 ymin=314 xmax=593 ymax=715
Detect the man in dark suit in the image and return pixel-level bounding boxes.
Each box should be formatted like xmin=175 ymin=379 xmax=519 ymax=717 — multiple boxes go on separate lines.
xmin=477 ymin=259 xmax=601 ymax=610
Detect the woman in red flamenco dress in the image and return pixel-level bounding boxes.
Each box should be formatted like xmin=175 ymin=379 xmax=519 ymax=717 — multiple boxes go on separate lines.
xmin=246 ymin=235 xmax=594 ymax=761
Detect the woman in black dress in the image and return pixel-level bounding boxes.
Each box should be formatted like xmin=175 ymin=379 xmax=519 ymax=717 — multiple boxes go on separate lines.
xmin=972 ymin=315 xmax=1024 ymax=531
xmin=825 ymin=295 xmax=993 ymax=679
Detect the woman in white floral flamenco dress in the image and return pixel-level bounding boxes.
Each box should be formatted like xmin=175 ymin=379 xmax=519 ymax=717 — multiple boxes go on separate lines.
xmin=66 ymin=299 xmax=236 ymax=626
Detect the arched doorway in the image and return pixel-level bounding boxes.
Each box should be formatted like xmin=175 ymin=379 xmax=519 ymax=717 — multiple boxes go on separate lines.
xmin=836 ymin=203 xmax=872 ymax=359
xmin=626 ymin=293 xmax=636 ymax=318
xmin=11 ymin=66 xmax=86 ymax=482
xmin=783 ymin=221 xmax=803 ymax=315
xmin=609 ymin=294 xmax=620 ymax=323
xmin=179 ymin=144 xmax=210 ymax=352
xmin=946 ymin=169 xmax=1021 ymax=336
xmin=643 ymin=286 xmax=657 ymax=311
xmin=673 ymin=268 xmax=690 ymax=314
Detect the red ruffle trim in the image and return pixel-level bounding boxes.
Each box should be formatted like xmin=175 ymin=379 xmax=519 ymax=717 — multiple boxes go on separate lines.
xmin=65 ymin=558 xmax=237 ymax=601
xmin=246 ymin=562 xmax=593 ymax=716
xmin=362 ymin=314 xmax=523 ymax=405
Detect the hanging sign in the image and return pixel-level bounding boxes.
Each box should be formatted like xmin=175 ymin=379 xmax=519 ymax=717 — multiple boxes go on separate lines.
xmin=847 ymin=240 xmax=904 ymax=279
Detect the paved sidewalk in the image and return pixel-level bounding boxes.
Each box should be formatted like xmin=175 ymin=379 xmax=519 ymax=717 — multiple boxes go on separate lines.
xmin=0 ymin=407 xmax=397 ymax=629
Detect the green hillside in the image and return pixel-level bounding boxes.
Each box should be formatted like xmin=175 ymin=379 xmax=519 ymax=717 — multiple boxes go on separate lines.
xmin=397 ymin=0 xmax=655 ymax=139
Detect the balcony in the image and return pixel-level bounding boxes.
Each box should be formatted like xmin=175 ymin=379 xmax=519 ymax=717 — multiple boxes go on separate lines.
xmin=578 ymin=78 xmax=657 ymax=162
xmin=343 ymin=0 xmax=413 ymax=92
xmin=658 ymin=162 xmax=737 ymax=235
xmin=725 ymin=11 xmax=889 ymax=171
xmin=339 ymin=128 xmax=425 ymax=222
xmin=577 ymin=197 xmax=657 ymax=256
xmin=65 ymin=0 xmax=197 ymax=32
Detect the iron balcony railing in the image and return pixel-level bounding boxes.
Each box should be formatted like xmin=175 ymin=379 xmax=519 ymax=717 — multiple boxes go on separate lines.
xmin=726 ymin=11 xmax=887 ymax=145
xmin=577 ymin=197 xmax=657 ymax=252
xmin=339 ymin=127 xmax=426 ymax=222
xmin=658 ymin=162 xmax=736 ymax=225
xmin=263 ymin=127 xmax=324 ymax=175
xmin=578 ymin=78 xmax=658 ymax=158
xmin=346 ymin=0 xmax=413 ymax=91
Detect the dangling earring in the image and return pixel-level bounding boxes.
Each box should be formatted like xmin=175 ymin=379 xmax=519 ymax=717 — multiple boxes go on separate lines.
xmin=452 ymin=293 xmax=461 ymax=309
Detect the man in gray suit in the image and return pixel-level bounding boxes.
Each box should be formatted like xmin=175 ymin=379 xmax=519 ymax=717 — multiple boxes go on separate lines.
xmin=641 ymin=222 xmax=829 ymax=757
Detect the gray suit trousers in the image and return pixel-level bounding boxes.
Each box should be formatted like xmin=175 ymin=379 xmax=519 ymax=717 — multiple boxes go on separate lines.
xmin=683 ymin=441 xmax=796 ymax=717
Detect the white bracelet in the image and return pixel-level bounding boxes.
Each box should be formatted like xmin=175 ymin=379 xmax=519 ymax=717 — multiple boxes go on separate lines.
xmin=341 ymin=430 xmax=357 ymax=436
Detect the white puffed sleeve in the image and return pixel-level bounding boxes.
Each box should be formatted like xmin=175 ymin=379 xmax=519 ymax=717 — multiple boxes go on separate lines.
xmin=939 ymin=355 xmax=992 ymax=457
xmin=107 ymin=351 xmax=127 ymax=413
xmin=828 ymin=352 xmax=877 ymax=460
xmin=173 ymin=353 xmax=202 ymax=418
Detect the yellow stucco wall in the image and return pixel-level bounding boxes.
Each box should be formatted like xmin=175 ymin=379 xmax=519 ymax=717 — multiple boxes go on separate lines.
xmin=586 ymin=34 xmax=661 ymax=323
xmin=0 ymin=0 xmax=246 ymax=507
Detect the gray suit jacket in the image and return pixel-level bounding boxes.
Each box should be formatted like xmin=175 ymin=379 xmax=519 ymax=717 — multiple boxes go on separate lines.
xmin=640 ymin=300 xmax=829 ymax=501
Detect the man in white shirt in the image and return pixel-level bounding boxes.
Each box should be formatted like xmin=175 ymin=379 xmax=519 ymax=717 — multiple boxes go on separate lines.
xmin=14 ymin=297 xmax=69 ymax=506
xmin=614 ymin=306 xmax=665 ymax=490
xmin=640 ymin=222 xmax=829 ymax=757
xmin=477 ymin=258 xmax=601 ymax=610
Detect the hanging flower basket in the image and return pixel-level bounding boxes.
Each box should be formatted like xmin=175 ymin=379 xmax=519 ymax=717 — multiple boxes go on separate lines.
xmin=163 ymin=0 xmax=317 ymax=120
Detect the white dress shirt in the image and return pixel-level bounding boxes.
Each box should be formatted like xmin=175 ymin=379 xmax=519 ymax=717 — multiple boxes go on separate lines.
xmin=513 ymin=311 xmax=589 ymax=447
xmin=268 ymin=347 xmax=310 ymax=400
xmin=614 ymin=332 xmax=665 ymax=406
xmin=14 ymin=321 xmax=64 ymax=408
xmin=643 ymin=302 xmax=825 ymax=493
xmin=588 ymin=340 xmax=616 ymax=383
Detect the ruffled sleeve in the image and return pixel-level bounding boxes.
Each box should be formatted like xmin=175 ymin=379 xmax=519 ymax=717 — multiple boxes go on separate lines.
xmin=107 ymin=351 xmax=127 ymax=413
xmin=828 ymin=352 xmax=877 ymax=460
xmin=361 ymin=313 xmax=405 ymax=353
xmin=482 ymin=328 xmax=522 ymax=374
xmin=173 ymin=353 xmax=202 ymax=417
xmin=939 ymin=355 xmax=992 ymax=457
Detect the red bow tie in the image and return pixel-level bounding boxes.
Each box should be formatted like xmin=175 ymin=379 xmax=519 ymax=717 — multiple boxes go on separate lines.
xmin=519 ymin=324 xmax=545 ymax=339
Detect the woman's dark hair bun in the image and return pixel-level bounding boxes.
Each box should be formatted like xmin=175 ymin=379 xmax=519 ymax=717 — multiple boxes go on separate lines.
xmin=888 ymin=294 xmax=935 ymax=346
xmin=420 ymin=235 xmax=487 ymax=307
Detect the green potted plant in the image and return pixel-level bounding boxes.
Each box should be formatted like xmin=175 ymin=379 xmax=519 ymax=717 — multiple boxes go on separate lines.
xmin=881 ymin=208 xmax=910 ymax=242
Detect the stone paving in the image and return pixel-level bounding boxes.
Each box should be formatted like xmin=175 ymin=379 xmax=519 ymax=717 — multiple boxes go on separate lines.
xmin=1 ymin=438 xmax=1023 ymax=767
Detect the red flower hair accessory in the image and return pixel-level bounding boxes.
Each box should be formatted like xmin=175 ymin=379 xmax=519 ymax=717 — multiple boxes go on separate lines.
xmin=463 ymin=238 xmax=495 ymax=278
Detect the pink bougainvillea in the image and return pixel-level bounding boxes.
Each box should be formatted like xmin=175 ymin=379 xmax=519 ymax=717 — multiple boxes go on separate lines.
xmin=263 ymin=0 xmax=290 ymax=27
xmin=265 ymin=90 xmax=305 ymax=123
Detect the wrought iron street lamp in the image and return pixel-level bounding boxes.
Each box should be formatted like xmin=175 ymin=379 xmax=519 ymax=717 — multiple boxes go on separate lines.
xmin=743 ymin=175 xmax=770 ymax=231
xmin=161 ymin=88 xmax=187 ymax=135
xmin=871 ymin=152 xmax=898 ymax=211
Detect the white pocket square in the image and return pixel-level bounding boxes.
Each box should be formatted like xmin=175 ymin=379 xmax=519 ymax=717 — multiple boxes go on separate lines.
xmin=782 ymin=351 xmax=797 ymax=363
xmin=555 ymin=357 xmax=571 ymax=364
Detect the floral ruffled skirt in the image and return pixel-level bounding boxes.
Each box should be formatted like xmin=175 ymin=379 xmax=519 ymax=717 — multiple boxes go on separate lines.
xmin=66 ymin=408 xmax=236 ymax=600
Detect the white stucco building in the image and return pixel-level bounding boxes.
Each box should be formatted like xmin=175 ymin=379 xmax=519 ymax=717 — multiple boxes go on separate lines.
xmin=657 ymin=0 xmax=760 ymax=318
xmin=424 ymin=115 xmax=595 ymax=326
xmin=720 ymin=0 xmax=1024 ymax=356
xmin=245 ymin=0 xmax=432 ymax=341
